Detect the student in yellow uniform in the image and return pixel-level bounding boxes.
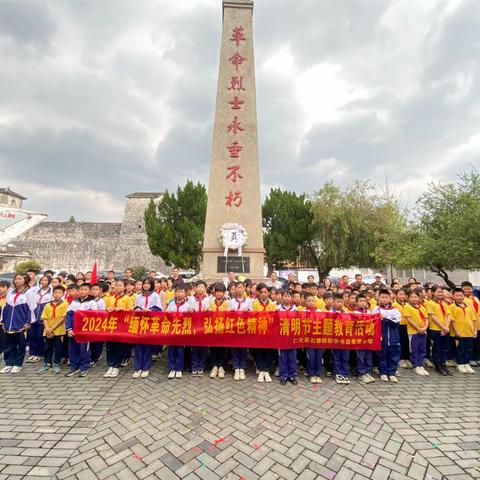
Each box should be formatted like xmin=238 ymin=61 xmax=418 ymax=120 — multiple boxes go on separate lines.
xmin=208 ymin=283 xmax=229 ymax=379
xmin=394 ymin=289 xmax=410 ymax=368
xmin=426 ymin=286 xmax=451 ymax=376
xmin=461 ymin=281 xmax=480 ymax=367
xmin=404 ymin=291 xmax=429 ymax=376
xmin=104 ymin=279 xmax=135 ymax=378
xmin=38 ymin=286 xmax=68 ymax=375
xmin=450 ymin=288 xmax=477 ymax=374
xmin=315 ymin=284 xmax=326 ymax=311
xmin=292 ymin=291 xmax=305 ymax=311
xmin=251 ymin=283 xmax=277 ymax=383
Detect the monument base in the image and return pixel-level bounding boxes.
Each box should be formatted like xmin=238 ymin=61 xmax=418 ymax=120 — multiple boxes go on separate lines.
xmin=202 ymin=247 xmax=264 ymax=281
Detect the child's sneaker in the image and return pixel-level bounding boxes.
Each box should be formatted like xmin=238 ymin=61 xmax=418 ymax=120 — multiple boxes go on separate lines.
xmin=191 ymin=371 xmax=198 ymax=377
xmin=210 ymin=366 xmax=218 ymax=378
xmin=274 ymin=367 xmax=279 ymax=377
xmin=104 ymin=367 xmax=113 ymax=378
xmin=141 ymin=370 xmax=149 ymax=378
xmin=175 ymin=371 xmax=182 ymax=379
xmin=457 ymin=364 xmax=467 ymax=373
xmin=11 ymin=366 xmax=22 ymax=374
xmin=288 ymin=377 xmax=298 ymax=385
xmin=110 ymin=368 xmax=119 ymax=377
xmin=366 ymin=373 xmax=375 ymax=383
xmin=399 ymin=360 xmax=408 ymax=368
xmin=465 ymin=364 xmax=475 ymax=374
xmin=218 ymin=367 xmax=225 ymax=379
xmin=264 ymin=372 xmax=272 ymax=383
xmin=414 ymin=367 xmax=423 ymax=376
xmin=53 ymin=365 xmax=61 ymax=374
xmin=257 ymin=371 xmax=265 ymax=383
xmin=132 ymin=370 xmax=142 ymax=379
xmin=335 ymin=374 xmax=344 ymax=384
xmin=198 ymin=370 xmax=204 ymax=377
xmin=420 ymin=367 xmax=429 ymax=376
xmin=37 ymin=365 xmax=51 ymax=374
xmin=389 ymin=375 xmax=398 ymax=383
xmin=280 ymin=378 xmax=287 ymax=385
xmin=239 ymin=369 xmax=246 ymax=380
xmin=234 ymin=369 xmax=240 ymax=381
xmin=79 ymin=370 xmax=88 ymax=377
xmin=343 ymin=376 xmax=350 ymax=384
xmin=168 ymin=370 xmax=175 ymax=379
xmin=65 ymin=368 xmax=79 ymax=377
xmin=424 ymin=359 xmax=434 ymax=368
xmin=0 ymin=366 xmax=12 ymax=374
xmin=360 ymin=374 xmax=370 ymax=384
xmin=380 ymin=374 xmax=389 ymax=382
xmin=310 ymin=376 xmax=317 ymax=384
xmin=446 ymin=359 xmax=457 ymax=367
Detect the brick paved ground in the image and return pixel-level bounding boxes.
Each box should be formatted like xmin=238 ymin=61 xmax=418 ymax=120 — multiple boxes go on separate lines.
xmin=0 ymin=355 xmax=479 ymax=480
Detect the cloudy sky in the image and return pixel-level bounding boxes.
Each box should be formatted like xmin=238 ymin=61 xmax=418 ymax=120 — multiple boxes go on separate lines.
xmin=1 ymin=0 xmax=479 ymax=221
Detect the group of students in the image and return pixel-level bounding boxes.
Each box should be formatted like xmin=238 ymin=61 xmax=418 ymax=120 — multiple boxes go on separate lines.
xmin=0 ymin=268 xmax=478 ymax=385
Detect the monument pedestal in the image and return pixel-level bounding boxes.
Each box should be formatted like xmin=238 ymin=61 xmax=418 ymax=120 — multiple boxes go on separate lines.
xmin=202 ymin=0 xmax=265 ymax=281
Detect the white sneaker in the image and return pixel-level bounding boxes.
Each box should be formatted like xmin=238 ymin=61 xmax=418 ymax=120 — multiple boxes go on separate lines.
xmin=317 ymin=376 xmax=323 ymax=383
xmin=343 ymin=376 xmax=350 ymax=384
xmin=465 ymin=364 xmax=475 ymax=374
xmin=175 ymin=371 xmax=182 ymax=378
xmin=424 ymin=359 xmax=434 ymax=368
xmin=457 ymin=364 xmax=467 ymax=373
xmin=168 ymin=370 xmax=175 ymax=379
xmin=405 ymin=360 xmax=413 ymax=368
xmin=264 ymin=372 xmax=272 ymax=383
xmin=218 ymin=367 xmax=225 ymax=379
xmin=421 ymin=367 xmax=430 ymax=376
xmin=335 ymin=374 xmax=345 ymax=384
xmin=11 ymin=366 xmax=22 ymax=374
xmin=239 ymin=369 xmax=246 ymax=380
xmin=210 ymin=366 xmax=218 ymax=378
xmin=399 ymin=360 xmax=408 ymax=368
xmin=110 ymin=368 xmax=119 ymax=378
xmin=360 ymin=374 xmax=370 ymax=384
xmin=414 ymin=367 xmax=423 ymax=376
xmin=104 ymin=367 xmax=113 ymax=378
xmin=380 ymin=374 xmax=389 ymax=382
xmin=446 ymin=359 xmax=457 ymax=367
xmin=310 ymin=376 xmax=317 ymax=384
xmin=389 ymin=375 xmax=398 ymax=383
xmin=367 ymin=373 xmax=375 ymax=383
xmin=0 ymin=366 xmax=13 ymax=374
xmin=274 ymin=367 xmax=279 ymax=377
xmin=141 ymin=370 xmax=149 ymax=378
xmin=257 ymin=371 xmax=265 ymax=383
xmin=132 ymin=370 xmax=142 ymax=379
xmin=234 ymin=369 xmax=240 ymax=381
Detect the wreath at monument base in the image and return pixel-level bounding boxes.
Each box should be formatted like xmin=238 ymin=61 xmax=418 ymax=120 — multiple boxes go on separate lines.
xmin=218 ymin=223 xmax=248 ymax=257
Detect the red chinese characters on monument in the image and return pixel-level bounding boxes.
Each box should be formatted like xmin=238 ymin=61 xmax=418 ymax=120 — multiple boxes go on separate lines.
xmin=225 ymin=26 xmax=247 ymax=209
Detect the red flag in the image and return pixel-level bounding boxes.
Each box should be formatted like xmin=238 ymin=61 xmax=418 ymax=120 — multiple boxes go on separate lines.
xmin=91 ymin=260 xmax=98 ymax=284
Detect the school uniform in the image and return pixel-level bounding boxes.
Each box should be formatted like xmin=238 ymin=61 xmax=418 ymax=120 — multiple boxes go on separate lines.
xmin=134 ymin=292 xmax=162 ymax=372
xmin=315 ymin=296 xmax=326 ymax=311
xmin=1 ymin=288 xmax=36 ymax=367
xmin=105 ymin=294 xmax=135 ymax=368
xmin=374 ymin=303 xmax=401 ymax=376
xmin=355 ymin=307 xmax=373 ymax=376
xmin=464 ymin=295 xmax=480 ymax=362
xmin=330 ymin=307 xmax=350 ymax=378
xmin=209 ymin=299 xmax=230 ymax=368
xmin=449 ymin=302 xmax=477 ymax=366
xmin=393 ymin=301 xmax=408 ymax=361
xmin=189 ymin=294 xmax=211 ymax=373
xmin=404 ymin=304 xmax=428 ymax=368
xmin=90 ymin=297 xmax=106 ymax=363
xmin=229 ymin=296 xmax=252 ymax=371
xmin=166 ymin=300 xmax=190 ymax=372
xmin=0 ymin=293 xmax=7 ymax=357
xmin=41 ymin=300 xmax=68 ymax=366
xmin=426 ymin=300 xmax=450 ymax=367
xmin=29 ymin=286 xmax=52 ymax=357
xmin=65 ymin=297 xmax=96 ymax=372
xmin=251 ymin=299 xmax=277 ymax=372
xmin=278 ymin=304 xmax=299 ymax=380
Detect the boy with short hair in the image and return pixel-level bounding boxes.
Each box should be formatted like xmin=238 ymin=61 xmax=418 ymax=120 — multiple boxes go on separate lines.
xmin=355 ymin=294 xmax=375 ymax=383
xmin=304 ymin=293 xmax=323 ymax=384
xmin=292 ymin=291 xmax=305 ymax=311
xmin=404 ymin=291 xmax=429 ymax=376
xmin=166 ymin=285 xmax=190 ymax=379
xmin=65 ymin=283 xmax=95 ymax=377
xmin=38 ymin=286 xmax=68 ymax=374
xmin=461 ymin=281 xmax=480 ymax=367
xmin=89 ymin=283 xmax=106 ymax=366
xmin=278 ymin=290 xmax=298 ymax=385
xmin=426 ymin=286 xmax=451 ymax=376
xmin=394 ymin=289 xmax=410 ymax=368
xmin=450 ymin=288 xmax=477 ymax=374
xmin=374 ymin=290 xmax=401 ymax=383
xmin=331 ymin=293 xmax=350 ymax=384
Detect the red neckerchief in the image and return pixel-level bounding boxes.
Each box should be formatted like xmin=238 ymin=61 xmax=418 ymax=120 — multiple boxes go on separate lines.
xmin=467 ymin=295 xmax=479 ymax=313
xmin=13 ymin=287 xmax=28 ymax=305
xmin=346 ymin=305 xmax=356 ymax=312
xmin=235 ymin=297 xmax=246 ymax=310
xmin=433 ymin=299 xmax=446 ymax=317
xmin=38 ymin=288 xmax=49 ymax=304
xmin=144 ymin=292 xmax=149 ymax=309
xmin=379 ymin=303 xmax=394 ymax=310
xmin=214 ymin=299 xmax=225 ymax=312
xmin=259 ymin=300 xmax=269 ymax=312
xmin=454 ymin=302 xmax=467 ymax=318
xmin=195 ymin=293 xmax=206 ymax=312
xmin=412 ymin=304 xmax=426 ymax=321
xmin=51 ymin=300 xmax=63 ymax=320
xmin=175 ymin=300 xmax=185 ymax=312
xmin=281 ymin=304 xmax=293 ymax=311
xmin=114 ymin=294 xmax=124 ymax=307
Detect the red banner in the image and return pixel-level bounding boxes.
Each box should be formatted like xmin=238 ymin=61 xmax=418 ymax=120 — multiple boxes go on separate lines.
xmin=73 ymin=310 xmax=381 ymax=350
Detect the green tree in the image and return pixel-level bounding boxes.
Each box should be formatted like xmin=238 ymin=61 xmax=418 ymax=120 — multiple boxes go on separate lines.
xmin=131 ymin=266 xmax=147 ymax=280
xmin=262 ymin=188 xmax=314 ymax=273
xmin=306 ymin=180 xmax=404 ymax=280
xmin=144 ymin=180 xmax=207 ymax=273
xmin=385 ymin=170 xmax=480 ymax=286
xmin=15 ymin=260 xmax=42 ymax=273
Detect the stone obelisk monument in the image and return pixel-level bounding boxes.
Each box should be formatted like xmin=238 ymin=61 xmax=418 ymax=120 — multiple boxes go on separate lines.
xmin=202 ymin=0 xmax=264 ymax=280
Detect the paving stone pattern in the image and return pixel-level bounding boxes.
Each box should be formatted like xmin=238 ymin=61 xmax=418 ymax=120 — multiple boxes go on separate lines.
xmin=0 ymin=356 xmax=479 ymax=480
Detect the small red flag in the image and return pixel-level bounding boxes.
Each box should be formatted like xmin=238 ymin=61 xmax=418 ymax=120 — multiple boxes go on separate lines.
xmin=91 ymin=260 xmax=98 ymax=284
